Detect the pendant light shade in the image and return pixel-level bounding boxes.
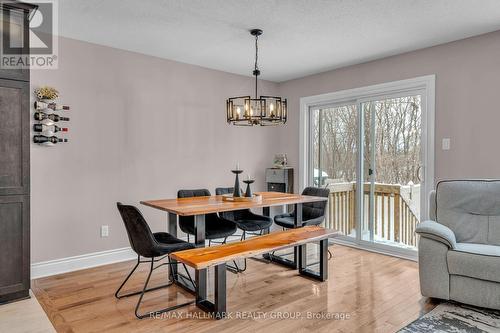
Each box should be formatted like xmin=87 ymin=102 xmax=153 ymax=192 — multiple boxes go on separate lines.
xmin=226 ymin=29 xmax=287 ymax=126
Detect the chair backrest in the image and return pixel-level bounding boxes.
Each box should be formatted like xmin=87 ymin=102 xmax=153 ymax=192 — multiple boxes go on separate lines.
xmin=215 ymin=187 xmax=232 ymax=196
xmin=301 ymin=187 xmax=330 ymax=221
xmin=116 ymin=202 xmax=157 ymax=257
xmin=177 ymin=189 xmax=218 ymax=226
xmin=178 ymin=189 xmax=211 ymax=198
xmin=434 ymin=180 xmax=500 ymax=245
xmin=215 ymin=187 xmax=248 ymax=220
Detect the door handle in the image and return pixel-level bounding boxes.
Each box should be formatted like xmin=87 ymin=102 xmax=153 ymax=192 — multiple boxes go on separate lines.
xmin=416 ymin=165 xmax=423 ymax=183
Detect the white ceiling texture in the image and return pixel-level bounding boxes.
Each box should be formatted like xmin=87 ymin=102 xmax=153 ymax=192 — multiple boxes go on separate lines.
xmin=58 ymin=0 xmax=500 ymax=82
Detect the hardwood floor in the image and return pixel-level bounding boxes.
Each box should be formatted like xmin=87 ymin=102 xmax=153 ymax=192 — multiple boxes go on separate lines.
xmin=32 ymin=245 xmax=437 ymax=333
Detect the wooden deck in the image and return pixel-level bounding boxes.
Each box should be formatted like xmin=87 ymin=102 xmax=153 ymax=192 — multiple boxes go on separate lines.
xmin=31 ymin=245 xmax=437 ymax=333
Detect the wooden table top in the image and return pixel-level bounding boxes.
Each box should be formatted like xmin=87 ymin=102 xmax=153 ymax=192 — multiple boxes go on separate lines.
xmin=171 ymin=226 xmax=340 ymax=269
xmin=140 ymin=191 xmax=327 ymax=216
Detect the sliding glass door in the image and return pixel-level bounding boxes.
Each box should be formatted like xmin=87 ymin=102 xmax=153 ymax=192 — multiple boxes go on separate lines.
xmin=305 ymin=77 xmax=434 ymax=258
xmin=310 ymin=103 xmax=358 ymax=239
xmin=361 ymin=95 xmax=422 ymax=249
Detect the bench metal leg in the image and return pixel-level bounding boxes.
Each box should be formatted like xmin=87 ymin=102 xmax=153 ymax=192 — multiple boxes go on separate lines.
xmin=298 ymin=239 xmax=328 ymax=281
xmin=195 ymin=263 xmax=227 ymax=319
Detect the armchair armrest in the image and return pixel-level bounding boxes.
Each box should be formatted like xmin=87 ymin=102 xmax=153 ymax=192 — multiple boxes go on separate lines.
xmin=416 ymin=220 xmax=456 ymax=249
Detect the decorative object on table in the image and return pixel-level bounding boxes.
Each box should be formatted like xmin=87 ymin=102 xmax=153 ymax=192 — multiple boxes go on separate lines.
xmin=33 ymin=86 xmax=70 ymax=146
xmin=221 ymin=193 xmax=262 ymax=203
xmin=273 ymin=153 xmax=288 ymax=168
xmin=398 ymin=302 xmax=500 ymax=333
xmin=226 ymin=29 xmax=287 ymax=126
xmin=243 ymin=175 xmax=254 ymax=197
xmin=231 ymin=163 xmax=243 ymax=197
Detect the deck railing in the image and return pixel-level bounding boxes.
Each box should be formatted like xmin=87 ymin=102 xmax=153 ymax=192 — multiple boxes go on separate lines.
xmin=325 ymin=182 xmax=419 ymax=248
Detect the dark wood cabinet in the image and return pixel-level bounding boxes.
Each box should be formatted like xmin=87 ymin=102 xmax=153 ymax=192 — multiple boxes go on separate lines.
xmin=0 ymin=3 xmax=31 ymax=81
xmin=0 ymin=1 xmax=33 ymax=304
xmin=0 ymin=79 xmax=30 ymax=196
xmin=0 ymin=195 xmax=29 ymax=303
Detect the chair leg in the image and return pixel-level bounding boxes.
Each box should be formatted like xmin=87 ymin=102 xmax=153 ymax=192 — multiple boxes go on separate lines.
xmin=135 ymin=259 xmax=194 ymax=319
xmin=115 ymin=256 xmax=174 ymax=299
xmin=181 ymin=262 xmax=196 ymax=290
xmin=115 ymin=255 xmax=140 ymax=298
xmin=227 ymin=232 xmax=247 ymax=273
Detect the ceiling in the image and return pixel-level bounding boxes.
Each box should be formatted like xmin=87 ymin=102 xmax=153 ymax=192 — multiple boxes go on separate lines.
xmin=59 ymin=0 xmax=500 ymax=82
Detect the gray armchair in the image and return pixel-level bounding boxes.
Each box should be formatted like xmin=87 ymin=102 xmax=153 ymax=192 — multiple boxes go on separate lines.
xmin=416 ymin=180 xmax=500 ymax=310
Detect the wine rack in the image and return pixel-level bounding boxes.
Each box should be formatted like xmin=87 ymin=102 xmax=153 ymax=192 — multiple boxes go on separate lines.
xmin=32 ymin=87 xmax=70 ymax=146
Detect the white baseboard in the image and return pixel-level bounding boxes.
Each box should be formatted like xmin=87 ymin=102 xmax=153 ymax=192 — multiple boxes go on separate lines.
xmin=31 ymin=247 xmax=136 ymax=279
xmin=30 ymin=235 xmax=193 ymax=279
xmin=30 ymin=235 xmax=261 ymax=279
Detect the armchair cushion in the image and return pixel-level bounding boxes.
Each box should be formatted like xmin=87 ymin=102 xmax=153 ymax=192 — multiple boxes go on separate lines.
xmin=448 ymin=243 xmax=500 ymax=283
xmin=435 ymin=180 xmax=500 ymax=245
xmin=416 ymin=220 xmax=457 ymax=249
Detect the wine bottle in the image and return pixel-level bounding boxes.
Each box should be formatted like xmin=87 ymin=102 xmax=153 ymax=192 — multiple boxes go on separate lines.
xmin=34 ymin=111 xmax=69 ymax=122
xmin=33 ymin=124 xmax=68 ymax=134
xmin=34 ymin=101 xmax=70 ymax=111
xmin=33 ymin=135 xmax=68 ymax=144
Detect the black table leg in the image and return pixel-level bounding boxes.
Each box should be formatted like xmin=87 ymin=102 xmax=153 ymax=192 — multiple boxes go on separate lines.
xmin=264 ymin=203 xmax=302 ymax=269
xmin=193 ymin=214 xmax=208 ymax=298
xmin=167 ymin=213 xmax=204 ymax=294
xmin=298 ymin=239 xmax=328 ymax=281
xmin=168 ymin=213 xmax=178 ymax=281
xmin=194 ymin=214 xmax=206 ymax=248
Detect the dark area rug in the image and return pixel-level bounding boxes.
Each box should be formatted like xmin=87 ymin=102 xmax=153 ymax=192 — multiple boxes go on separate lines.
xmin=399 ymin=302 xmax=500 ymax=333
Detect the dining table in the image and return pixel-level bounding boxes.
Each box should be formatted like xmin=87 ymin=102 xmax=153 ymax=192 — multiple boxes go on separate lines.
xmin=140 ymin=191 xmax=328 ymax=294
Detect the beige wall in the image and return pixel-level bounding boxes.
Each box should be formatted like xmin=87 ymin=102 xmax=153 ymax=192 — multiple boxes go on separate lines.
xmin=276 ymin=30 xmax=500 ymax=188
xmin=32 ymin=30 xmax=500 ymax=263
xmin=30 ymin=37 xmax=280 ymax=263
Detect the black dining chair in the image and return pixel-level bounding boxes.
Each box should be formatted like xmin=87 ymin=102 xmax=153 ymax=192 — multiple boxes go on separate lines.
xmin=274 ymin=187 xmax=330 ymax=228
xmin=177 ymin=189 xmax=237 ymax=246
xmin=115 ymin=203 xmax=196 ymax=319
xmin=274 ymin=187 xmax=332 ymax=259
xmin=215 ymin=187 xmax=273 ymax=272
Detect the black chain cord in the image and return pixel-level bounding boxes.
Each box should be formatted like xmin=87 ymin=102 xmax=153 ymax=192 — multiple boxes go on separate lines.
xmin=254 ymin=34 xmax=259 ymax=99
xmin=254 ymin=34 xmax=259 ymax=73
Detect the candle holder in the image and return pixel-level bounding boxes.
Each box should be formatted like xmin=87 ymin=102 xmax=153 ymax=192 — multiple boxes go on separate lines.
xmin=231 ymin=169 xmax=243 ymax=197
xmin=243 ymin=179 xmax=255 ymax=197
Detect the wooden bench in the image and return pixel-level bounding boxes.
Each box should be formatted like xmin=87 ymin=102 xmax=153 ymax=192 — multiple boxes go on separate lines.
xmin=171 ymin=226 xmax=340 ymax=318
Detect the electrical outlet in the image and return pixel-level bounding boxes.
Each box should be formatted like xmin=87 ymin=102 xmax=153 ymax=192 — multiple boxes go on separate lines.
xmin=442 ymin=138 xmax=451 ymax=151
xmin=101 ymin=225 xmax=109 ymax=238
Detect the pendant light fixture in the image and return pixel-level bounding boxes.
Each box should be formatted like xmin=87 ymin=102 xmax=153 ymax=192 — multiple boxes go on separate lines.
xmin=226 ymin=29 xmax=287 ymax=126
